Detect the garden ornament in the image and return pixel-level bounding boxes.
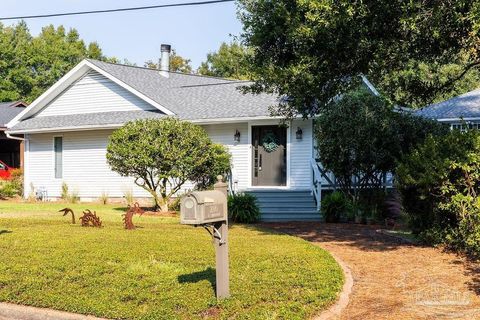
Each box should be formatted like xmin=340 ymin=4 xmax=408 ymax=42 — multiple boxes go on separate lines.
xmin=123 ymin=202 xmax=144 ymax=230
xmin=79 ymin=209 xmax=102 ymax=227
xmin=58 ymin=207 xmax=75 ymax=224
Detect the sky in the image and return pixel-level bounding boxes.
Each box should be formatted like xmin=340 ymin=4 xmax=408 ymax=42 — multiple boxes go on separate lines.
xmin=0 ymin=0 xmax=243 ymax=69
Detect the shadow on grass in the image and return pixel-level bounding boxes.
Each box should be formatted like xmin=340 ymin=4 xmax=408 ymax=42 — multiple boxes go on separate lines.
xmin=178 ymin=267 xmax=216 ymax=294
xmin=464 ymin=256 xmax=480 ymax=296
xmin=0 ymin=230 xmax=12 ymax=235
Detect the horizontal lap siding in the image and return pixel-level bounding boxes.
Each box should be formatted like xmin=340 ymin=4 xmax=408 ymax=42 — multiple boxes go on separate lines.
xmin=36 ymin=71 xmax=156 ymax=117
xmin=28 ymin=130 xmax=151 ymax=199
xmin=204 ymin=123 xmax=249 ymax=190
xmin=289 ymin=119 xmax=313 ymax=189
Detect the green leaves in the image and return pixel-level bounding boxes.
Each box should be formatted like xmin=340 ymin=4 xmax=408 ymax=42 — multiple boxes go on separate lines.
xmin=0 ymin=22 xmax=110 ymax=103
xmin=106 ymin=118 xmax=231 ymax=211
xmin=238 ymin=0 xmax=480 ymax=115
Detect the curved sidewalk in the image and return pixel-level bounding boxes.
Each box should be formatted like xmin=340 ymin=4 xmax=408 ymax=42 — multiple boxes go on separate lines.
xmin=0 ymin=302 xmax=106 ymax=320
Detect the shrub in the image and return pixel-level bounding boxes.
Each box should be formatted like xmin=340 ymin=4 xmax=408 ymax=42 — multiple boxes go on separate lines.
xmin=61 ymin=182 xmax=80 ymax=204
xmin=397 ymin=129 xmax=480 ymax=257
xmin=107 ymin=118 xmax=231 ymax=212
xmin=228 ymin=193 xmax=261 ymax=223
xmin=99 ymin=191 xmax=109 ymax=205
xmin=321 ymin=191 xmax=352 ymax=223
xmin=122 ymin=188 xmax=134 ymax=205
xmin=0 ymin=169 xmax=23 ymax=199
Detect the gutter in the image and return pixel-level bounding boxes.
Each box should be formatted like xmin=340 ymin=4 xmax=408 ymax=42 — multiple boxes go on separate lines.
xmin=5 ymin=131 xmax=25 ymax=141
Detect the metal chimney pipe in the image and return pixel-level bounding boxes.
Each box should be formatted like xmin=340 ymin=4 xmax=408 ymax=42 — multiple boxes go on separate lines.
xmin=159 ymin=44 xmax=171 ymax=78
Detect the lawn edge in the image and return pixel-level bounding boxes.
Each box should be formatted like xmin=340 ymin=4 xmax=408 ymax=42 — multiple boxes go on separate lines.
xmin=312 ymin=251 xmax=353 ymax=320
xmin=0 ymin=301 xmax=108 ymax=320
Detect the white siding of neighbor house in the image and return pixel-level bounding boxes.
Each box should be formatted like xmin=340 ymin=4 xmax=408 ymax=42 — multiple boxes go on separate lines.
xmin=35 ymin=71 xmax=156 ymax=117
xmin=24 ymin=120 xmax=312 ymax=200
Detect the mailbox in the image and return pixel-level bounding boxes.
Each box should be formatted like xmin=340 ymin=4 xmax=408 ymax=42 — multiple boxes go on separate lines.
xmin=180 ymin=190 xmax=227 ymax=225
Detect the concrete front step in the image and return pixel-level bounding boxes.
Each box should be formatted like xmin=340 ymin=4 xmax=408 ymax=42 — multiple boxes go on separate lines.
xmin=246 ymin=189 xmax=321 ymax=222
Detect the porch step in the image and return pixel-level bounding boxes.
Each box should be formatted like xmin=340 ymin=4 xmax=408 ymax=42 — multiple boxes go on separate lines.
xmin=246 ymin=189 xmax=322 ymax=222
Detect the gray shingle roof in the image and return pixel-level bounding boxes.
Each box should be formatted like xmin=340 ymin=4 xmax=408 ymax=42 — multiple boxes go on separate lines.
xmin=87 ymin=59 xmax=279 ymax=120
xmin=10 ymin=110 xmax=167 ymax=132
xmin=416 ymin=88 xmax=480 ymax=120
xmin=0 ymin=101 xmax=26 ymax=127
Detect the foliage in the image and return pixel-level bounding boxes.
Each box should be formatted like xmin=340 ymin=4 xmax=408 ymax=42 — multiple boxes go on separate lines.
xmin=0 ymin=22 xmax=112 ymax=103
xmin=238 ymin=0 xmax=480 ymax=117
xmin=60 ymin=182 xmax=79 ymax=204
xmin=197 ymin=42 xmax=252 ymax=79
xmin=0 ymin=201 xmax=343 ymax=319
xmin=321 ymin=191 xmax=352 ymax=223
xmin=0 ymin=169 xmax=23 ymax=198
xmin=315 ymin=88 xmax=446 ymax=206
xmin=106 ymin=118 xmax=231 ymax=211
xmin=145 ymin=49 xmax=193 ymax=73
xmin=99 ymin=191 xmax=109 ymax=205
xmin=397 ymin=130 xmax=480 ymax=257
xmin=228 ymin=193 xmax=261 ymax=223
xmin=122 ymin=188 xmax=134 ymax=205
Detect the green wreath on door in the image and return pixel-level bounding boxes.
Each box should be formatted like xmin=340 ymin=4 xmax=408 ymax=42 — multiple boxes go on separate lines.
xmin=261 ymin=131 xmax=279 ymax=153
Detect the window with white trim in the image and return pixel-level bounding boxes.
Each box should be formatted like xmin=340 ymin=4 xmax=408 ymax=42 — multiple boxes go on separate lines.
xmin=54 ymin=137 xmax=63 ymax=179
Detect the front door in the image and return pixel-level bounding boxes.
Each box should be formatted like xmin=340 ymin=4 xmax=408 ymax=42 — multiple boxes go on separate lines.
xmin=252 ymin=125 xmax=287 ymax=186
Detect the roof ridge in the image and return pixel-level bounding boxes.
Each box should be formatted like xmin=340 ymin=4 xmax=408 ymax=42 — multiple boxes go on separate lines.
xmin=86 ymin=58 xmax=250 ymax=82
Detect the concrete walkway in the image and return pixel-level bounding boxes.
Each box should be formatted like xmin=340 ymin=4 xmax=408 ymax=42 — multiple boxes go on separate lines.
xmin=0 ymin=303 xmax=106 ymax=320
xmin=264 ymin=223 xmax=480 ymax=320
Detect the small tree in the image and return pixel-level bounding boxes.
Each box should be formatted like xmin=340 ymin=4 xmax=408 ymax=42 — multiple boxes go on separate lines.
xmin=315 ymin=88 xmax=445 ymax=207
xmin=106 ymin=118 xmax=231 ymax=211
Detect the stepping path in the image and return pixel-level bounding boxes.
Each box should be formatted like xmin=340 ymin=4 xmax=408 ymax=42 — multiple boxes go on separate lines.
xmin=264 ymin=223 xmax=480 ymax=320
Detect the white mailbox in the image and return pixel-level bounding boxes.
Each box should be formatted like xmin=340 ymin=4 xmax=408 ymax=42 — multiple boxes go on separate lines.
xmin=180 ymin=190 xmax=228 ymax=225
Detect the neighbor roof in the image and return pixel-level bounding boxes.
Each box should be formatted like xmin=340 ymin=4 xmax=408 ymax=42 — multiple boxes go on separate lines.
xmin=416 ymin=88 xmax=480 ymax=120
xmin=0 ymin=101 xmax=27 ymax=128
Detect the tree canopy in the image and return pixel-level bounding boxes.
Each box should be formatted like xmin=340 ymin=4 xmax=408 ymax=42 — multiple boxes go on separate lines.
xmin=106 ymin=118 xmax=231 ymax=211
xmin=197 ymin=42 xmax=252 ymax=79
xmin=0 ymin=22 xmax=113 ymax=103
xmin=238 ymin=0 xmax=480 ymax=116
xmin=145 ymin=49 xmax=193 ymax=73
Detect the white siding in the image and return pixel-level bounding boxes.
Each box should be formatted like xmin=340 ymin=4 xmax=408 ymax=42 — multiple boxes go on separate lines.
xmin=35 ymin=71 xmax=156 ymax=117
xmin=27 ymin=130 xmax=151 ymax=199
xmin=25 ymin=120 xmax=313 ymax=200
xmin=289 ymin=119 xmax=313 ymax=189
xmin=204 ymin=123 xmax=249 ymax=190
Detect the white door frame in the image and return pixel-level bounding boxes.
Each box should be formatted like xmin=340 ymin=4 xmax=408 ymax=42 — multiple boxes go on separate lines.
xmin=247 ymin=120 xmax=291 ymax=189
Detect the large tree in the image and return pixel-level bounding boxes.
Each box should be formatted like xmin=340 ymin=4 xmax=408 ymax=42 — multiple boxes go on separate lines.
xmin=0 ymin=22 xmax=111 ymax=103
xmin=238 ymin=0 xmax=480 ymax=116
xmin=198 ymin=42 xmax=252 ymax=79
xmin=106 ymin=118 xmax=231 ymax=211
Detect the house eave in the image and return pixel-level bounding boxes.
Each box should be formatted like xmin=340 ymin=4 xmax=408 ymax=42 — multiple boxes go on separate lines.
xmin=6 ymin=115 xmax=308 ymax=134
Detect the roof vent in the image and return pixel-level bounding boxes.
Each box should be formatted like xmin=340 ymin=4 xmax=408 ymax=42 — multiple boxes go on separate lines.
xmin=159 ymin=44 xmax=171 ymax=78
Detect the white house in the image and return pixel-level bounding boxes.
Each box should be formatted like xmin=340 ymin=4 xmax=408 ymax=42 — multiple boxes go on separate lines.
xmin=6 ymin=45 xmax=325 ymax=221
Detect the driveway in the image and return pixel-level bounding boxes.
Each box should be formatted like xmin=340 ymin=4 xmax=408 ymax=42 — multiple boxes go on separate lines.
xmin=263 ymin=223 xmax=480 ymax=320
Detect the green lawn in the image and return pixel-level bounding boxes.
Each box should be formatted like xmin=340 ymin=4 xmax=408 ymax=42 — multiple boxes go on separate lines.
xmin=0 ymin=201 xmax=343 ymax=320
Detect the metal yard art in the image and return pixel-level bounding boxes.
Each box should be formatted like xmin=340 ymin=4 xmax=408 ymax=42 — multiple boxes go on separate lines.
xmin=79 ymin=209 xmax=103 ymax=227
xmin=122 ymin=202 xmax=144 ymax=230
xmin=58 ymin=207 xmax=76 ymax=224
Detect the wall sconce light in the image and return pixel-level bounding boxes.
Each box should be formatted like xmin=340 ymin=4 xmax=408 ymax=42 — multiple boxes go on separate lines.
xmin=296 ymin=127 xmax=303 ymax=140
xmin=234 ymin=129 xmax=241 ymax=142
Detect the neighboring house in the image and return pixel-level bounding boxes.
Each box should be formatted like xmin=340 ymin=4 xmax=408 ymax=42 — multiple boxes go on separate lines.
xmin=416 ymin=88 xmax=480 ymax=129
xmin=0 ymin=101 xmax=28 ymax=168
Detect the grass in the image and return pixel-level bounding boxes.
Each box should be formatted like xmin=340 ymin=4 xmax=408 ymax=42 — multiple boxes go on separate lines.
xmin=0 ymin=201 xmax=343 ymax=320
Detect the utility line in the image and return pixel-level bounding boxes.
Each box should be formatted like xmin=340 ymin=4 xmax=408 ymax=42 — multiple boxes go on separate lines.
xmin=0 ymin=0 xmax=235 ymax=21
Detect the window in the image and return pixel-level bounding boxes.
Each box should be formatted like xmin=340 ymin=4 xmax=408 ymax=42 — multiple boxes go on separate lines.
xmin=54 ymin=137 xmax=63 ymax=178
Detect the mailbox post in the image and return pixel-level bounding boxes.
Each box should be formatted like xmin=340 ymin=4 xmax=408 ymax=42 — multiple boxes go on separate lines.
xmin=180 ymin=176 xmax=230 ymax=299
